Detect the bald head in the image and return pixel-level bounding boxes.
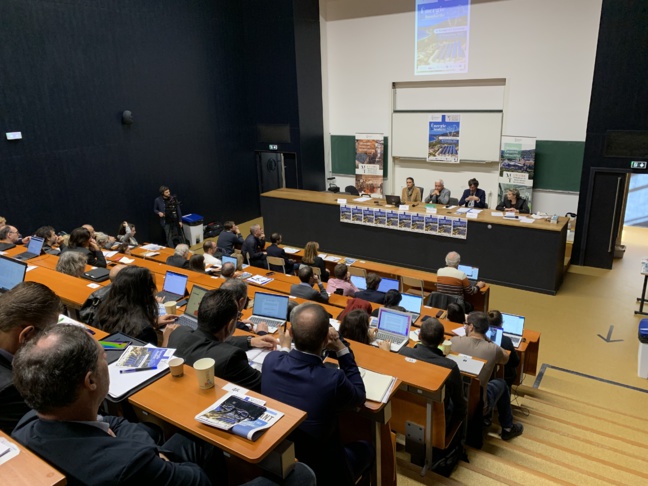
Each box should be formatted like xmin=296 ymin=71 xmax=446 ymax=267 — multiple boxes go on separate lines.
xmin=109 ymin=264 xmax=126 ymax=281
xmin=290 ymin=303 xmax=330 ymax=354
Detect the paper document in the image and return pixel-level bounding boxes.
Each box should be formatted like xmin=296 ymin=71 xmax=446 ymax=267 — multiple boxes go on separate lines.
xmin=118 ymin=256 xmax=135 ymax=264
xmin=141 ymin=244 xmax=162 ymax=251
xmin=0 ymin=437 xmax=20 ymax=465
xmin=108 ymin=345 xmax=174 ymax=399
xmin=246 ymin=275 xmax=274 ymax=286
xmin=353 ymin=197 xmax=372 ymax=202
xmin=103 ymin=251 xmax=118 ymax=257
xmin=452 ymin=326 xmax=466 ymax=336
xmin=519 ymin=217 xmax=535 ymax=224
xmin=360 ymin=368 xmax=396 ymax=403
xmin=282 ymin=247 xmax=299 ymax=254
xmin=447 ymin=354 xmax=485 ymax=375
xmin=324 ymin=255 xmax=341 ymax=262
xmin=455 ymin=208 xmax=471 ymax=214
xmin=490 ymin=212 xmax=504 ymax=217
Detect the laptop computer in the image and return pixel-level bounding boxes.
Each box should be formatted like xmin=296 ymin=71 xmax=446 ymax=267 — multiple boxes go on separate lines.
xmin=248 ymin=292 xmax=289 ymax=333
xmin=377 ymin=277 xmax=399 ymax=293
xmin=371 ymin=308 xmax=412 ymax=353
xmin=13 ymin=236 xmax=45 ymax=261
xmin=501 ymin=312 xmax=525 ymax=347
xmin=399 ymin=293 xmax=423 ymax=323
xmin=458 ymin=264 xmax=479 ymax=285
xmin=82 ymin=267 xmax=110 ymax=282
xmin=175 ymin=285 xmax=209 ymax=330
xmin=0 ymin=242 xmax=16 ymax=251
xmin=156 ymin=271 xmax=189 ymax=302
xmin=486 ymin=326 xmax=504 ymax=346
xmin=350 ymin=275 xmax=367 ymax=290
xmin=0 ymin=255 xmax=28 ymax=293
xmin=385 ymin=195 xmax=401 ymax=206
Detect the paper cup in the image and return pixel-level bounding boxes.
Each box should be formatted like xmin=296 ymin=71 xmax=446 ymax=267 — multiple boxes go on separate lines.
xmin=164 ymin=301 xmax=177 ymax=315
xmin=194 ymin=357 xmax=215 ymax=389
xmin=442 ymin=340 xmax=452 ymax=356
xmin=168 ymin=357 xmax=184 ymax=377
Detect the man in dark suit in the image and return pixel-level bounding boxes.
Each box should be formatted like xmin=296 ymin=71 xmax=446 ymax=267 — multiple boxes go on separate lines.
xmin=400 ymin=318 xmax=467 ymax=429
xmin=458 ymin=178 xmax=487 ymax=208
xmin=262 ymin=303 xmax=373 ymax=485
xmin=0 ymin=282 xmax=61 ymax=434
xmin=266 ymin=233 xmax=295 ymax=274
xmin=289 ymin=266 xmax=329 ymax=304
xmin=12 ymin=324 xmax=314 ymax=486
xmin=241 ymin=224 xmax=267 ymax=268
xmin=354 ymin=272 xmax=386 ymax=304
xmin=167 ymin=288 xmax=277 ymax=391
xmin=166 ymin=243 xmax=191 ymax=269
xmin=216 ymin=221 xmax=244 ymax=255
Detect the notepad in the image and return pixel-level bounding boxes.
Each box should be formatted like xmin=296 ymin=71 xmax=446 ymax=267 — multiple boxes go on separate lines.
xmin=360 ymin=368 xmax=396 ymax=403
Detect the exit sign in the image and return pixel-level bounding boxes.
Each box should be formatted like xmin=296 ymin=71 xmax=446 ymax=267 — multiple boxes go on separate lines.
xmin=631 ymin=161 xmax=647 ymax=169
xmin=269 ymin=144 xmax=278 ymax=150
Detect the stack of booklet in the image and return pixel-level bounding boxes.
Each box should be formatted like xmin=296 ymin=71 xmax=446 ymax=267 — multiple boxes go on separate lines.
xmin=246 ymin=275 xmax=274 ymax=286
xmin=195 ymin=392 xmax=283 ymax=441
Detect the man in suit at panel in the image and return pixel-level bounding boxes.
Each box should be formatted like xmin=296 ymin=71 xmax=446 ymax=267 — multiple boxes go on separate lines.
xmin=424 ymin=179 xmax=451 ymax=204
xmin=290 ymin=266 xmax=329 ymax=304
xmin=167 ymin=288 xmax=276 ymax=392
xmin=400 ymin=318 xmax=467 ymax=430
xmin=0 ymin=282 xmax=61 ymax=434
xmin=458 ymin=178 xmax=487 ymax=209
xmin=166 ymin=243 xmax=191 ymax=269
xmin=261 ymin=303 xmax=373 ymax=485
xmin=354 ymin=272 xmax=386 ymax=304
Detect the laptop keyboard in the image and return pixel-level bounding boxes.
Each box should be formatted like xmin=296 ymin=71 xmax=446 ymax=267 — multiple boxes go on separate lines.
xmin=376 ymin=332 xmax=407 ymax=345
xmin=249 ymin=316 xmax=282 ymax=333
xmin=176 ymin=315 xmax=198 ymax=330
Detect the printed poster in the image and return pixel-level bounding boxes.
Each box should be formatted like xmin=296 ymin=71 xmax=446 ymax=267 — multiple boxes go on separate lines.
xmin=412 ymin=214 xmax=425 ymax=232
xmin=351 ymin=206 xmax=363 ymax=224
xmin=340 ymin=205 xmax=352 ymax=222
xmin=362 ymin=207 xmax=375 ymax=225
xmin=355 ymin=133 xmax=384 ymax=195
xmin=424 ymin=214 xmax=439 ymax=233
xmin=452 ymin=218 xmax=467 ymax=238
xmin=386 ymin=210 xmax=400 ymax=228
xmin=499 ymin=135 xmax=536 ymax=211
xmin=374 ymin=208 xmax=387 ymax=226
xmin=428 ymin=114 xmax=461 ymax=163
xmin=398 ymin=212 xmax=412 ymax=230
xmin=438 ymin=217 xmax=453 ymax=235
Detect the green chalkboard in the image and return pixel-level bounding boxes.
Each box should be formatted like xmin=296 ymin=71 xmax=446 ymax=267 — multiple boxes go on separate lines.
xmin=534 ymin=140 xmax=584 ymax=192
xmin=331 ymin=135 xmax=388 ymax=177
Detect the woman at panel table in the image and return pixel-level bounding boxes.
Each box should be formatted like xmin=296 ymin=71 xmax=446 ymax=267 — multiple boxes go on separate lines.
xmin=401 ymin=177 xmax=421 ymax=203
xmin=496 ymin=188 xmax=530 ymax=214
xmin=458 ymin=178 xmax=487 ymax=209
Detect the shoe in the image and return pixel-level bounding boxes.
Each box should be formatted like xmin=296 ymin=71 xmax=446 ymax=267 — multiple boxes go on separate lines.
xmin=501 ymin=423 xmax=523 ymax=440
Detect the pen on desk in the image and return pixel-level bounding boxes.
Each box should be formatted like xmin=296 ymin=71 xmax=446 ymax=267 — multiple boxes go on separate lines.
xmin=119 ymin=367 xmax=157 ymax=374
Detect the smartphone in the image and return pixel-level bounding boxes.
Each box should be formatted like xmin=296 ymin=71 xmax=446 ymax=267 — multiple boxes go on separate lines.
xmin=176 ymin=299 xmax=188 ymax=307
xmin=435 ymin=310 xmax=445 ymax=318
xmin=266 ymin=271 xmax=275 ymax=276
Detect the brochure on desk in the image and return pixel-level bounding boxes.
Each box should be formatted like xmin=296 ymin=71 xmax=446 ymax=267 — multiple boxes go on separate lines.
xmin=340 ymin=205 xmax=467 ymax=239
xmin=195 ymin=392 xmax=283 ymax=442
xmin=108 ymin=345 xmax=175 ymax=401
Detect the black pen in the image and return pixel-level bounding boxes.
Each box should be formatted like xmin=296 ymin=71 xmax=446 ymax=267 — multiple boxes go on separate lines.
xmin=119 ymin=367 xmax=157 ymax=374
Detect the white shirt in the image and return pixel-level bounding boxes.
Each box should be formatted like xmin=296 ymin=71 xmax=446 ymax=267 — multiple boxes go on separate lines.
xmin=203 ymin=252 xmax=222 ymax=267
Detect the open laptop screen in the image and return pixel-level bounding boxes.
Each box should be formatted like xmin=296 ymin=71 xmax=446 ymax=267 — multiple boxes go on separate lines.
xmin=377 ymin=277 xmax=399 ymax=293
xmin=221 ymin=255 xmax=237 ymax=267
xmin=400 ymin=293 xmax=423 ymax=314
xmin=253 ymin=292 xmax=289 ymax=320
xmin=458 ymin=264 xmax=479 ymax=281
xmin=185 ymin=285 xmax=208 ymax=318
xmin=350 ymin=275 xmax=367 ymax=290
xmin=501 ymin=313 xmax=525 ymax=335
xmin=486 ymin=326 xmax=503 ymax=346
xmin=0 ymin=255 xmax=27 ymax=292
xmin=163 ymin=271 xmax=188 ymax=295
xmin=377 ymin=308 xmax=411 ymax=336
xmin=27 ymin=236 xmax=45 ymax=254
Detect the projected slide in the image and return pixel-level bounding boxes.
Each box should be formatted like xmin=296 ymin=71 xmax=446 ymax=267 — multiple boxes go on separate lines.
xmin=415 ymin=0 xmax=470 ymax=75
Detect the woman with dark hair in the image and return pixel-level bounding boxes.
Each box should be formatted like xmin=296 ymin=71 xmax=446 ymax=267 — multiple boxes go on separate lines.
xmin=496 ymin=188 xmax=530 ymax=214
xmin=189 ymin=254 xmax=206 ymax=273
xmin=301 ymin=241 xmax=329 ymax=282
xmin=446 ymin=303 xmax=466 ymax=324
xmin=371 ymin=289 xmax=405 ymax=317
xmin=63 ymin=227 xmax=107 ymax=268
xmin=487 ymin=310 xmax=520 ymax=388
xmin=95 ymin=266 xmax=176 ymax=345
xmin=339 ymin=309 xmax=390 ymax=351
xmin=117 ymin=221 xmax=138 ymax=246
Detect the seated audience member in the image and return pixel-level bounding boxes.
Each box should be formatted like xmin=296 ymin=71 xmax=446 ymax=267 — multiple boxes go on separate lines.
xmin=339 ymin=309 xmax=390 ymax=352
xmin=446 ymin=303 xmax=466 ymax=324
xmin=241 ymin=224 xmax=267 ymax=268
xmin=220 ymin=262 xmax=237 ymax=279
xmin=82 ymin=223 xmax=115 ymax=250
xmin=424 ymin=179 xmax=451 ymax=205
xmin=326 ymin=264 xmax=359 ymax=297
xmin=370 ymin=289 xmax=405 ymax=317
xmin=0 ymin=225 xmax=31 ymax=246
xmin=117 ymin=221 xmax=138 ymax=246
xmin=301 ymin=241 xmax=329 ymax=282
xmin=401 ymin=177 xmax=422 ymax=203
xmin=12 ymin=325 xmax=313 ymax=486
xmin=167 ymin=289 xmax=277 ymax=391
xmin=78 ymin=265 xmax=126 ymax=326
xmin=202 ymin=240 xmax=222 ymax=267
xmin=458 ymin=178 xmax=487 ymax=208
xmin=166 ymin=243 xmax=191 ymax=269
xmin=354 ymin=273 xmax=386 ymax=304
xmin=262 ymin=303 xmax=373 ymax=485
xmin=189 ymin=254 xmax=206 ymax=273
xmin=451 ymin=312 xmax=523 ymax=441
xmin=290 ymin=266 xmax=329 ymax=304
xmin=94 ymin=266 xmax=177 ymax=345
xmin=337 ymin=298 xmax=373 ymax=321
xmin=266 ymin=233 xmax=295 ymax=274
xmin=62 ymin=227 xmax=107 ymax=268
xmin=0 ymin=282 xmax=61 ymax=434
xmin=217 ymin=221 xmax=244 ymax=255
xmin=220 ymin=278 xmax=268 ymax=335
xmin=496 ymin=188 xmax=530 ymax=214
xmin=487 ymin=310 xmax=521 ymax=388
xmin=437 ymin=252 xmax=485 ymax=298
xmin=400 ymin=318 xmax=467 ymax=429
xmin=55 ymin=251 xmax=87 ymax=277
xmin=34 ymin=225 xmax=63 ymax=254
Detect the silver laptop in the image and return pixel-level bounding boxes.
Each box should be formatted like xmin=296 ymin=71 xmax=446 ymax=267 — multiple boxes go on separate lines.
xmin=13 ymin=236 xmax=45 ymax=261
xmin=156 ymin=271 xmax=189 ymax=302
xmin=501 ymin=312 xmax=525 ymax=347
xmin=458 ymin=264 xmax=479 ymax=285
xmin=371 ymin=308 xmax=412 ymax=352
xmin=0 ymin=255 xmax=27 ymax=293
xmin=175 ymin=285 xmax=209 ymax=330
xmin=249 ymin=292 xmax=289 ymax=333
xmin=399 ymin=293 xmax=423 ymax=323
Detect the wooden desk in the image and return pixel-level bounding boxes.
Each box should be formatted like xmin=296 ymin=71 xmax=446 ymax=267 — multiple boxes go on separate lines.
xmin=0 ymin=430 xmax=66 ymax=486
xmin=24 ymin=265 xmax=105 ymax=310
xmin=262 ymin=188 xmax=567 ymax=295
xmin=128 ymin=369 xmax=306 ymax=465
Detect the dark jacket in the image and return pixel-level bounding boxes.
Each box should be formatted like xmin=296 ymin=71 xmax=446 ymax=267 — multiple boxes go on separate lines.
xmin=354 ymin=288 xmax=386 ymax=304
xmin=217 ymin=231 xmax=244 ymax=255
xmin=0 ymin=351 xmax=30 ymax=434
xmin=62 ymin=246 xmax=107 ymax=268
xmin=166 ymin=254 xmax=190 ymax=269
xmin=290 ymin=282 xmax=329 ymax=304
xmin=458 ymin=188 xmax=487 ymax=208
xmin=496 ymin=197 xmax=530 ymax=214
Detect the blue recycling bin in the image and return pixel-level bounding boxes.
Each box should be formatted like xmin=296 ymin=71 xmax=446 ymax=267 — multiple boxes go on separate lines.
xmin=181 ymin=213 xmax=203 ymax=245
xmin=638 ymin=319 xmax=648 ymax=378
